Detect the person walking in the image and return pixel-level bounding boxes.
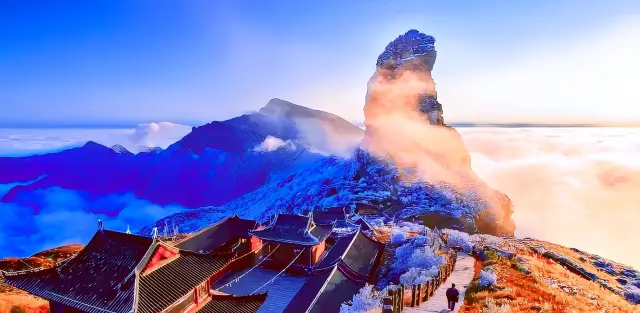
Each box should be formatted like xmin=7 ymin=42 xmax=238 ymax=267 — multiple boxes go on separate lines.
xmin=445 ymin=283 xmax=460 ymax=311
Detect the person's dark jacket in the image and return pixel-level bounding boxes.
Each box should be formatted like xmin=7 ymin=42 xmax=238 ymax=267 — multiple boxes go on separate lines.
xmin=446 ymin=287 xmax=460 ymax=302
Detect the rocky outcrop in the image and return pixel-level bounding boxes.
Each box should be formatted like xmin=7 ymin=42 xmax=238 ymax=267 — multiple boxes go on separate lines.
xmin=361 ymin=30 xmax=515 ymax=236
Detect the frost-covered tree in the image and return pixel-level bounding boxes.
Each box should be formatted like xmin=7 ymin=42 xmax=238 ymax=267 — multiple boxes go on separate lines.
xmin=399 ymin=266 xmax=439 ymax=285
xmin=443 ymin=229 xmax=473 ymax=253
xmin=391 ymin=234 xmax=443 ymax=284
xmin=339 ymin=284 xmax=382 ymax=313
xmin=470 ymin=233 xmax=502 ymax=247
xmin=390 ymin=230 xmax=407 ymax=244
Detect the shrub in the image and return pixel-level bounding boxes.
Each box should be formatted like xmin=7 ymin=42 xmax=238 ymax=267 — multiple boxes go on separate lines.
xmin=483 ymin=250 xmax=502 ymax=266
xmin=390 ymin=231 xmax=406 ymax=244
xmin=340 ymin=284 xmax=382 ymax=313
xmin=464 ymin=281 xmax=484 ymax=304
xmin=10 ymin=307 xmax=26 ymax=313
xmin=510 ymin=259 xmax=531 ymax=275
xmin=624 ymin=286 xmax=640 ymax=305
xmin=511 ymin=263 xmax=530 ymax=275
xmin=479 ymin=266 xmax=498 ymax=287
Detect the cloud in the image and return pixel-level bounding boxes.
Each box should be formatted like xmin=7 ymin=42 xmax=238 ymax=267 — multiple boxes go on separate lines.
xmin=458 ymin=127 xmax=640 ymax=269
xmin=359 ymin=48 xmax=640 ymax=269
xmin=128 ymin=122 xmax=192 ymax=150
xmin=0 ymin=185 xmax=186 ymax=258
xmin=0 ymin=122 xmax=192 ymax=156
xmin=253 ymin=135 xmax=293 ymax=152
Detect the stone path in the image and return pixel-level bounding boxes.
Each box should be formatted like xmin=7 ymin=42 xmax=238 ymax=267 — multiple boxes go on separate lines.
xmin=404 ymin=253 xmax=475 ymax=313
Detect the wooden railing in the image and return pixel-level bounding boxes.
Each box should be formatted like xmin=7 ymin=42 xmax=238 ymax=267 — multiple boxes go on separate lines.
xmin=403 ymin=250 xmax=457 ymax=308
xmin=382 ymin=286 xmax=405 ymax=313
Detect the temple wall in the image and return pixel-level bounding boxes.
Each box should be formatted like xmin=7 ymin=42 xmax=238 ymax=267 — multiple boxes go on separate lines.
xmin=311 ymin=241 xmax=326 ymax=265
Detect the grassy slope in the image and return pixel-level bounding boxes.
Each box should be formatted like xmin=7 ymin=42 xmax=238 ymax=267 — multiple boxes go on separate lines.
xmin=0 ymin=244 xmax=83 ymax=313
xmin=459 ymin=239 xmax=639 ymax=313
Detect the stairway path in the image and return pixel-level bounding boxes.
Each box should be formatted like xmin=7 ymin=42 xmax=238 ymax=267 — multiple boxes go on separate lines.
xmin=404 ymin=253 xmax=475 ymax=313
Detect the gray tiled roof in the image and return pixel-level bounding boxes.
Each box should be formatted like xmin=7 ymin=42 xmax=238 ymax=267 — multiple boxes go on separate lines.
xmin=196 ymin=293 xmax=267 ymax=313
xmin=4 ymin=230 xmax=153 ymax=313
xmin=136 ymin=249 xmax=233 ymax=313
xmin=251 ymin=214 xmax=333 ymax=246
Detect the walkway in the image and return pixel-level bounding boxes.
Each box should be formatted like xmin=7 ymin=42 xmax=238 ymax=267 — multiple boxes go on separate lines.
xmin=404 ymin=253 xmax=475 ymax=313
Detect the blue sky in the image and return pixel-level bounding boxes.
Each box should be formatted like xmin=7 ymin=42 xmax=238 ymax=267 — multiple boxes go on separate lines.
xmin=1 ymin=0 xmax=639 ymax=126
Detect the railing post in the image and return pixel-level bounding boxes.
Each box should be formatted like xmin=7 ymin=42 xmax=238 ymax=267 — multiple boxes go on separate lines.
xmin=410 ymin=285 xmax=417 ymax=307
xmin=382 ymin=296 xmax=393 ymax=313
xmin=400 ymin=285 xmax=404 ymax=312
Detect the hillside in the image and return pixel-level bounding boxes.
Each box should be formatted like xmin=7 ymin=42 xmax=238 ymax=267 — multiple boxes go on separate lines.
xmin=458 ymin=237 xmax=640 ymax=312
xmin=0 ymin=245 xmax=83 ymax=313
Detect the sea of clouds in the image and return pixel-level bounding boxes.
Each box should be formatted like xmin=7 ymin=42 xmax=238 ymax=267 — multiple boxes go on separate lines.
xmin=0 ymin=122 xmax=192 ymax=156
xmin=459 ymin=127 xmax=640 ymax=269
xmin=0 ymin=125 xmax=639 ymax=270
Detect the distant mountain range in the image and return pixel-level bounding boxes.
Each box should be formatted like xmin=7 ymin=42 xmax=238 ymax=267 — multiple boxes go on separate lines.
xmin=0 ymin=98 xmax=363 ymax=210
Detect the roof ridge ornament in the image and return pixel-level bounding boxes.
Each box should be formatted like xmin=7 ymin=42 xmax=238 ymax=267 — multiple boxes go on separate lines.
xmin=126 ymin=225 xmax=131 ymax=234
xmin=151 ymin=227 xmax=159 ymax=242
xmin=98 ymin=219 xmax=104 ymax=232
xmin=163 ymin=220 xmax=169 ymax=238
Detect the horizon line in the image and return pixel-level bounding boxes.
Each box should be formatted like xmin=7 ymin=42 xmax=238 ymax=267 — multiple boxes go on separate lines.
xmin=2 ymin=120 xmax=640 ymax=129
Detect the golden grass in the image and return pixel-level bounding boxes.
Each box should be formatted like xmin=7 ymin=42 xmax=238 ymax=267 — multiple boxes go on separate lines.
xmin=0 ymin=292 xmax=49 ymax=313
xmin=459 ymin=240 xmax=640 ymax=313
xmin=0 ymin=244 xmax=84 ymax=313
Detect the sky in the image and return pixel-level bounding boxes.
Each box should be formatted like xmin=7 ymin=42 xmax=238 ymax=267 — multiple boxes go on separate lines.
xmin=1 ymin=0 xmax=639 ymax=126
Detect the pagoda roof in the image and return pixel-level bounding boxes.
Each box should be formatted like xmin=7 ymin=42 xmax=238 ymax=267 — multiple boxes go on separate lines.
xmin=136 ymin=247 xmax=234 ymax=313
xmin=250 ymin=214 xmax=333 ymax=246
xmin=282 ymin=229 xmax=386 ymax=313
xmin=282 ymin=265 xmax=364 ymax=313
xmin=196 ymin=293 xmax=267 ymax=313
xmin=177 ymin=214 xmax=258 ymax=253
xmin=314 ymin=229 xmax=359 ymax=269
xmin=311 ymin=207 xmax=357 ymax=228
xmin=307 ymin=266 xmax=365 ymax=313
xmin=342 ymin=230 xmax=385 ymax=277
xmin=3 ymin=230 xmax=153 ymax=313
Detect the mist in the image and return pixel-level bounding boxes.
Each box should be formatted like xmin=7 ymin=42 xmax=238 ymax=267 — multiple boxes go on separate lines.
xmin=460 ymin=127 xmax=640 ymax=269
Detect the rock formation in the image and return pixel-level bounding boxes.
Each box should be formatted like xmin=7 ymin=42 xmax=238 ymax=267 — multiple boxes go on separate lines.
xmin=361 ymin=29 xmax=515 ymax=236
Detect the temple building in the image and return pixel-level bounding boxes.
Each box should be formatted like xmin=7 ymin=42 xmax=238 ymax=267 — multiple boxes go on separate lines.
xmin=283 ymin=225 xmax=386 ymax=313
xmin=3 ymin=210 xmax=387 ymax=313
xmin=2 ymin=215 xmax=266 ymax=313
xmin=311 ymin=207 xmax=358 ymax=229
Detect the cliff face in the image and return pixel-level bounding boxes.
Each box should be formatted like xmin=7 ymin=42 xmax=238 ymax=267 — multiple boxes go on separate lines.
xmin=361 ymin=29 xmax=515 ymax=236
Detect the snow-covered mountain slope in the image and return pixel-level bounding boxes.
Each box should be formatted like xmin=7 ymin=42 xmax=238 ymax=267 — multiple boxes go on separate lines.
xmin=139 ymin=152 xmax=501 ymax=236
xmin=0 ymin=99 xmax=357 ymax=210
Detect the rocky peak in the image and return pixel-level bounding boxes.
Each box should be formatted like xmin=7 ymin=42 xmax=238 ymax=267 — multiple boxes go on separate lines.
xmin=367 ymin=29 xmax=443 ymax=127
xmin=359 ymin=29 xmax=515 ymax=237
xmin=111 ymin=144 xmax=133 ymax=155
xmin=376 ymin=29 xmax=437 ymax=70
